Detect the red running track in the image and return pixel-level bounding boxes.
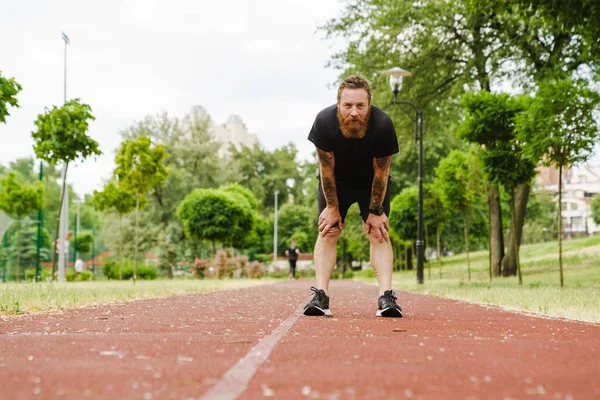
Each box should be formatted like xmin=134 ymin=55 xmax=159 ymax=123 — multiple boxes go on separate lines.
xmin=1 ymin=280 xmax=598 ymax=399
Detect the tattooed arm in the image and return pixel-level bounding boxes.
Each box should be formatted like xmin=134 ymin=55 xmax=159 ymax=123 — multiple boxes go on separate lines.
xmin=316 ymin=147 xmax=343 ymax=235
xmin=366 ymin=155 xmax=392 ymax=242
xmin=370 ymin=156 xmax=392 ymax=209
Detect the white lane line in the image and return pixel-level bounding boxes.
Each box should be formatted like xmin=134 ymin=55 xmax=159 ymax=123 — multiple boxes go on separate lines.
xmin=198 ymin=305 xmax=304 ymax=400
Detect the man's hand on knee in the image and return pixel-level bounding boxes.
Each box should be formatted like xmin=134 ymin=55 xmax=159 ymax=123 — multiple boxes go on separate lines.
xmin=365 ymin=214 xmax=390 ymax=243
xmin=318 ymin=207 xmax=344 ymax=236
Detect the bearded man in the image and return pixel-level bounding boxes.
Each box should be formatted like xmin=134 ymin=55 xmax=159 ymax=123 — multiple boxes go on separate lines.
xmin=304 ymin=74 xmax=403 ymax=318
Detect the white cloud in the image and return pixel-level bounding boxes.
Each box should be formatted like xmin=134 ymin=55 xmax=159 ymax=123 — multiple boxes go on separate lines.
xmin=1 ymin=0 xmax=344 ymax=195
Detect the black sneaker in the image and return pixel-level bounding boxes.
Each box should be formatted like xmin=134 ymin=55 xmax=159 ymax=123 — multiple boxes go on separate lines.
xmin=376 ymin=290 xmax=403 ymax=317
xmin=303 ymin=286 xmax=331 ymax=316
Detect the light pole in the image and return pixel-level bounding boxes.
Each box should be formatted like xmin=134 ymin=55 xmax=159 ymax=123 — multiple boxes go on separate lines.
xmin=273 ymin=190 xmax=279 ymax=269
xmin=58 ymin=32 xmax=70 ymax=282
xmin=73 ymin=199 xmax=81 ymax=265
xmin=382 ymin=67 xmax=425 ymax=284
xmin=35 ymin=162 xmax=44 ymax=281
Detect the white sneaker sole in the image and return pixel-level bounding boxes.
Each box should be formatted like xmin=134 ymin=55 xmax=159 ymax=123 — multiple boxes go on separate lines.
xmin=376 ymin=307 xmax=403 ymax=318
xmin=303 ymin=306 xmax=332 ymax=317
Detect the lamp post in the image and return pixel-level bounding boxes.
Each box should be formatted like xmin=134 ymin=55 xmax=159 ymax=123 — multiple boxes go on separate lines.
xmin=58 ymin=32 xmax=70 ymax=282
xmin=35 ymin=162 xmax=44 ymax=282
xmin=73 ymin=199 xmax=81 ymax=265
xmin=382 ymin=67 xmax=425 ymax=284
xmin=273 ymin=190 xmax=279 ymax=269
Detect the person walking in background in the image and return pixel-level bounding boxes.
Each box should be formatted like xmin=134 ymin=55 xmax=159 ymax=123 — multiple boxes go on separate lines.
xmin=285 ymin=240 xmax=300 ymax=279
xmin=304 ymin=74 xmax=403 ymax=318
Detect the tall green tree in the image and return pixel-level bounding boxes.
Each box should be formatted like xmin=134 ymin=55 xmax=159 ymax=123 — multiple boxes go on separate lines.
xmin=436 ymin=149 xmax=482 ymax=281
xmin=94 ymin=180 xmax=137 ymax=280
xmin=516 ymin=78 xmax=600 ymax=287
xmin=114 ymin=136 xmax=168 ymax=282
xmin=457 ymin=91 xmax=536 ymax=280
xmin=0 ymin=71 xmax=22 ymax=124
xmin=31 ymin=99 xmax=101 ymax=278
xmin=0 ymin=172 xmax=44 ymax=280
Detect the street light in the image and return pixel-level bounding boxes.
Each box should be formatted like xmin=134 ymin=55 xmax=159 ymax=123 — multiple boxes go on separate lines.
xmin=273 ymin=190 xmax=279 ymax=269
xmin=58 ymin=31 xmax=70 ymax=282
xmin=382 ymin=66 xmax=425 ymax=284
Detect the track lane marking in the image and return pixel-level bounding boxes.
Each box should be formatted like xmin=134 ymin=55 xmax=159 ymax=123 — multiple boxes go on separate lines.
xmin=198 ymin=304 xmax=304 ymax=400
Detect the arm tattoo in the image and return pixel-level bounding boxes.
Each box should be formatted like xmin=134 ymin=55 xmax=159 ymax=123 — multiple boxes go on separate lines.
xmin=316 ymin=148 xmax=334 ymax=169
xmin=370 ymin=176 xmax=386 ymax=209
xmin=370 ymin=156 xmax=392 ymax=208
xmin=316 ymin=147 xmax=338 ymax=207
xmin=321 ymin=175 xmax=338 ymax=207
xmin=374 ymin=156 xmax=392 ymax=170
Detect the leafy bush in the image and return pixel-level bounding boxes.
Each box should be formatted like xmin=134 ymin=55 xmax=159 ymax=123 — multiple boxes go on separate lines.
xmin=24 ymin=268 xmax=52 ymax=281
xmin=103 ymin=261 xmax=157 ymax=280
xmin=66 ymin=268 xmax=95 ymax=281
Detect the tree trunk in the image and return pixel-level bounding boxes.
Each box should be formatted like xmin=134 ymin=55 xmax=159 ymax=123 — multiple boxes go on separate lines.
xmin=558 ymin=164 xmax=564 ymax=287
xmin=51 ymin=162 xmax=69 ymax=280
xmin=436 ymin=225 xmax=442 ymax=279
xmin=15 ymin=219 xmax=21 ymax=281
xmin=462 ymin=208 xmax=471 ymax=281
xmin=425 ymin=223 xmax=431 ymax=279
xmin=119 ymin=214 xmax=123 ymax=281
xmin=488 ymin=185 xmax=504 ymax=277
xmin=502 ymin=183 xmax=531 ymax=276
xmin=511 ymin=187 xmax=523 ymax=286
xmin=133 ymin=190 xmax=139 ymax=284
xmin=406 ymin=244 xmax=413 ymax=270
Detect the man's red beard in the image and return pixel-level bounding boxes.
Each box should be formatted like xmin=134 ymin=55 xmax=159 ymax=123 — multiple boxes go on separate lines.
xmin=337 ymin=108 xmax=370 ymax=139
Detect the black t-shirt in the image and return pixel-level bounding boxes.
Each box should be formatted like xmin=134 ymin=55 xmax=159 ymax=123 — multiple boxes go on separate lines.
xmin=287 ymin=246 xmax=299 ymax=261
xmin=308 ymin=104 xmax=399 ymax=185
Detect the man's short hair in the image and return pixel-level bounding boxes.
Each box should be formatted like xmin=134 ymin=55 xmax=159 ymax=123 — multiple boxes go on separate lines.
xmin=337 ymin=74 xmax=372 ymax=104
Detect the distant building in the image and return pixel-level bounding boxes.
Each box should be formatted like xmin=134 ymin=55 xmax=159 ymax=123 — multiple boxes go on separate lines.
xmin=182 ymin=106 xmax=259 ymax=158
xmin=536 ymin=164 xmax=600 ymax=237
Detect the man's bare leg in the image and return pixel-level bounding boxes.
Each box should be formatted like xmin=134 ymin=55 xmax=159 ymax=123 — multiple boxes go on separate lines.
xmin=313 ymin=226 xmax=341 ymax=293
xmin=364 ymin=223 xmax=393 ymax=295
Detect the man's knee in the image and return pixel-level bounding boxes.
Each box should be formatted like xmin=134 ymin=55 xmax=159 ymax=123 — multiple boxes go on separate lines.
xmin=321 ymin=226 xmax=342 ymax=241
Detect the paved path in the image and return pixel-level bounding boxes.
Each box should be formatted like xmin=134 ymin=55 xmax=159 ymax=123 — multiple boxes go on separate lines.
xmin=1 ymin=280 xmax=599 ymax=399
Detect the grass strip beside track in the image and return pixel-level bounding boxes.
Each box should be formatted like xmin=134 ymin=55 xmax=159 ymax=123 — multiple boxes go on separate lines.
xmin=0 ymin=279 xmax=278 ymax=317
xmin=357 ymin=235 xmax=600 ymax=323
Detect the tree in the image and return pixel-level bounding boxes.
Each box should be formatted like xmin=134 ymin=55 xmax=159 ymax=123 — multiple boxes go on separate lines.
xmin=0 ymin=72 xmax=22 ymax=124
xmin=230 ymin=143 xmax=304 ymax=211
xmin=31 ymin=99 xmax=101 ymax=279
xmin=276 ymin=202 xmax=313 ymax=254
xmin=114 ymin=136 xmax=168 ymax=282
xmin=389 ymin=187 xmax=419 ymax=271
xmin=177 ymin=189 xmax=254 ymax=255
xmin=436 ymin=150 xmax=482 ymax=281
xmin=423 ymin=183 xmax=449 ymax=278
xmin=516 ymin=78 xmax=600 ymax=287
xmin=0 ymin=172 xmax=44 ymax=280
xmin=75 ymin=232 xmax=94 ymax=255
xmin=458 ymin=91 xmax=536 ymax=280
xmin=93 ymin=180 xmax=137 ymax=280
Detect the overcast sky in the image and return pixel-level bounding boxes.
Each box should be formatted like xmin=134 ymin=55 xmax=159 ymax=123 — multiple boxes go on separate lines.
xmin=1 ymin=0 xmax=344 ymax=196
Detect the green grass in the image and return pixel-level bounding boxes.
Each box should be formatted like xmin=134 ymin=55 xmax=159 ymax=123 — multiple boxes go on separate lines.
xmin=359 ymin=235 xmax=600 ymax=323
xmin=0 ymin=279 xmax=278 ymax=316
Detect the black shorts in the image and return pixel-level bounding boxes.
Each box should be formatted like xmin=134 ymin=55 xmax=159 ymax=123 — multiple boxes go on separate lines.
xmin=317 ymin=176 xmax=392 ymax=223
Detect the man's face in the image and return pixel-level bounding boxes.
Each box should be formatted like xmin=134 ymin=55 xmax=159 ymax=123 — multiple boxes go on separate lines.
xmin=337 ymin=88 xmax=370 ymax=139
